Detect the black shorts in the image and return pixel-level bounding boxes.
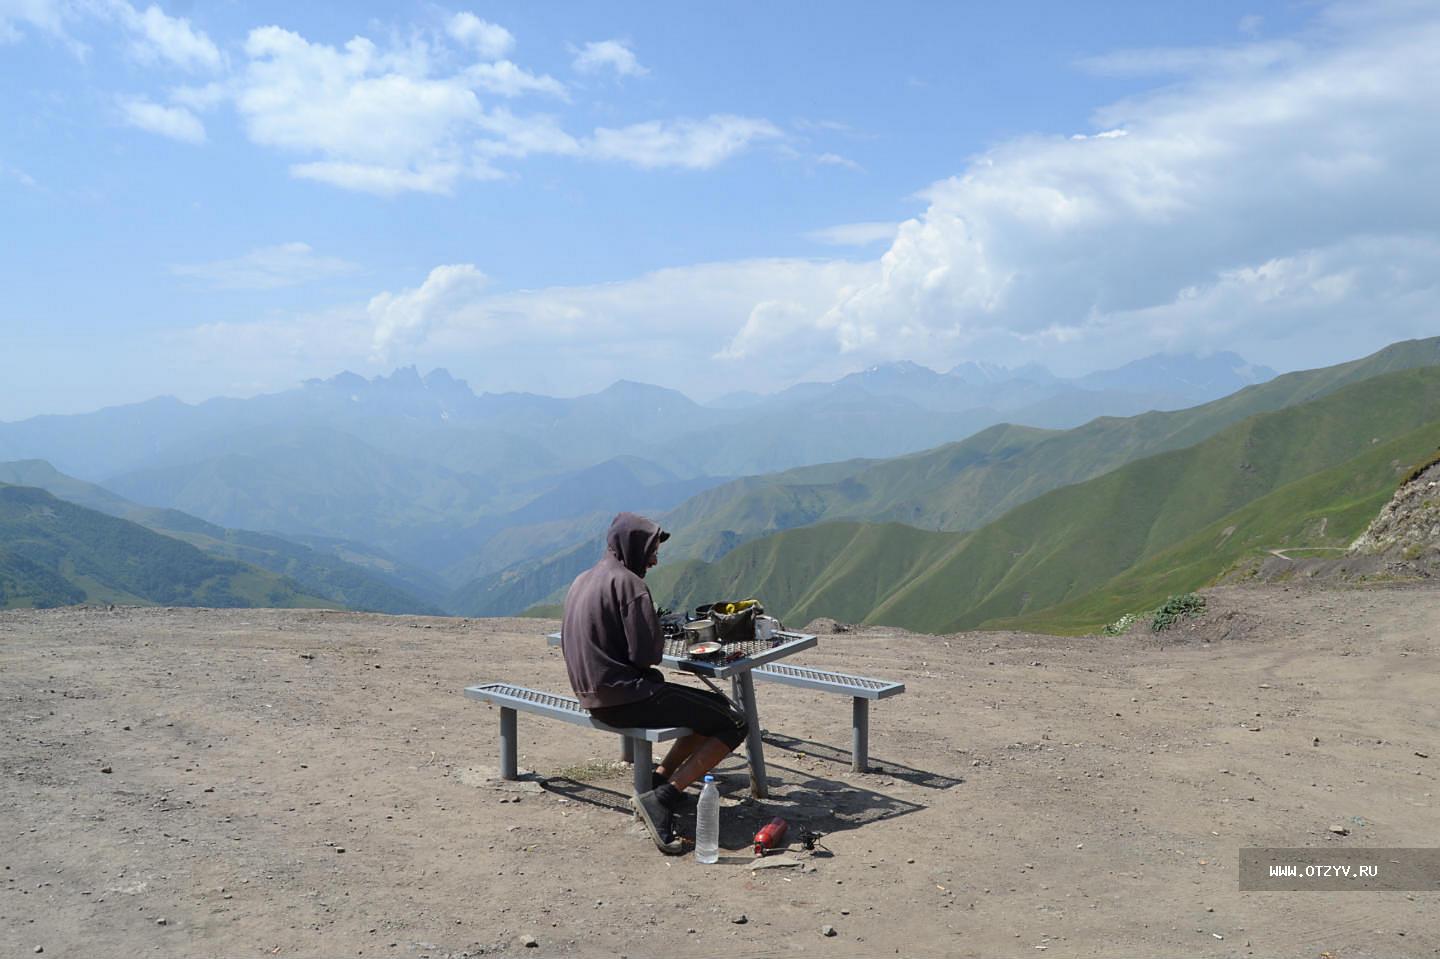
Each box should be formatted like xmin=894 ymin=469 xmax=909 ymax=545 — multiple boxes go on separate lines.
xmin=590 ymin=682 xmax=749 ymax=750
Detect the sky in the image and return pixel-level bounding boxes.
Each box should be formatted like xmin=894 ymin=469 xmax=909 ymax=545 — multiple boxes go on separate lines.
xmin=1 ymin=0 xmax=1438 ymax=420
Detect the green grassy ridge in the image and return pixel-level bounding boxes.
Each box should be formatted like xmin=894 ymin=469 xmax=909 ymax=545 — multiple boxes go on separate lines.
xmin=652 ymin=364 xmax=1440 ymax=634
xmin=0 ymin=484 xmax=332 ymax=610
xmin=1005 ymin=425 xmax=1440 ymax=633
xmin=353 ymin=337 xmax=1440 ymax=616
xmin=138 ymin=509 xmax=446 ymax=615
xmin=657 ymin=337 xmax=1440 ymax=560
xmin=0 ymin=460 xmax=442 ymax=614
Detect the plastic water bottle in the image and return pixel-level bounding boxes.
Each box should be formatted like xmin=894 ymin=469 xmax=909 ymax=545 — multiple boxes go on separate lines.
xmin=695 ymin=775 xmax=720 ymax=863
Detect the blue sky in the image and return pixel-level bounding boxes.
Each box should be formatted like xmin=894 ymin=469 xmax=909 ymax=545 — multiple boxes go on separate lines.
xmin=1 ymin=0 xmax=1437 ymax=420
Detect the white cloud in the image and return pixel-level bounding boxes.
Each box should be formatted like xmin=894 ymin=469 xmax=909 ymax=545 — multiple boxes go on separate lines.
xmin=1 ymin=161 xmax=39 ymax=188
xmin=805 ymin=2 xmax=1440 ymax=374
xmin=464 ymin=59 xmax=567 ymax=100
xmin=226 ymin=25 xmax=760 ymax=191
xmin=572 ymin=39 xmax=647 ymax=77
xmin=806 ymin=222 xmax=898 ymax=246
xmin=368 ymin=263 xmax=490 ymax=360
xmin=587 ymin=115 xmax=781 ymax=169
xmin=290 ymin=160 xmax=476 ymax=195
xmin=115 ymin=2 xmax=222 ymax=72
xmin=814 ymin=151 xmax=864 ymax=172
xmin=0 ymin=0 xmax=88 ymax=55
xmin=118 ymin=95 xmax=205 ymax=142
xmin=235 ymin=26 xmax=485 ymax=193
xmin=171 ymin=242 xmax=358 ymax=290
xmin=446 ymin=12 xmax=512 ymax=60
xmin=7 ymin=9 xmax=776 ymax=189
xmin=121 ymin=1 xmax=1440 ymax=402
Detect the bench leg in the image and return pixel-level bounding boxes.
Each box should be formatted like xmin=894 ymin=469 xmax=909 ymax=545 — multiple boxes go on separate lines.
xmin=852 ymin=698 xmax=869 ymax=773
xmin=620 ymin=736 xmax=635 ymax=764
xmin=630 ymin=738 xmax=652 ymax=796
xmin=500 ymin=706 xmax=518 ymax=780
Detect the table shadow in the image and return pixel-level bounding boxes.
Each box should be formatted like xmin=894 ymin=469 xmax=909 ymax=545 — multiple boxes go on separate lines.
xmin=761 ymin=731 xmax=965 ymax=791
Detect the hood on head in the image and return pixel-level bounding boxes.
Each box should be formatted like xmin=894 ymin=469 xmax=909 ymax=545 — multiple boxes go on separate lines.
xmin=606 ymin=512 xmax=670 ymax=577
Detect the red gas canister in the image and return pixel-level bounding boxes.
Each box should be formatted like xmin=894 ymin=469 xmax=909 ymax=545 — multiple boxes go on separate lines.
xmin=753 ymin=817 xmax=789 ymax=856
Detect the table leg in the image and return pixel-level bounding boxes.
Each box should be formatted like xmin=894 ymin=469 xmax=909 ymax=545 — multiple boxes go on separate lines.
xmin=736 ymin=671 xmax=768 ymax=799
xmin=621 ymin=736 xmax=635 ymax=764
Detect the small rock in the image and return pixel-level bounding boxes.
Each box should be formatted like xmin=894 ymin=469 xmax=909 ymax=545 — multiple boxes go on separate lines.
xmin=1313 ymin=737 xmax=1321 ymax=746
xmin=821 ymin=925 xmax=837 ymax=937
xmin=156 ymin=918 xmax=168 ymax=926
xmin=34 ymin=947 xmax=43 ymax=954
xmin=520 ymin=935 xmax=537 ymax=948
xmin=1329 ymin=825 xmax=1349 ymax=836
xmin=1416 ymin=752 xmax=1429 ymax=759
xmin=971 ymin=759 xmax=981 ymax=767
xmin=336 ymin=848 xmax=346 ymax=854
xmin=732 ymin=914 xmax=748 ymax=925
xmin=100 ymin=766 xmax=113 ymax=774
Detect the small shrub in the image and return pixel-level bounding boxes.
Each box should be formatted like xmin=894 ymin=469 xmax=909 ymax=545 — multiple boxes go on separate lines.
xmin=1151 ymin=593 xmax=1206 ymax=632
xmin=1102 ymin=612 xmax=1138 ymax=636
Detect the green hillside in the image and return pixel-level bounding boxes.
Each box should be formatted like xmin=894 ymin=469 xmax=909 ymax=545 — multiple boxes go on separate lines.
xmin=650 ymin=365 xmax=1440 ymax=634
xmin=0 ymin=461 xmax=443 ymax=615
xmin=660 ymin=336 xmax=1440 ymax=558
xmin=482 ymin=336 xmax=1440 ymax=614
xmin=1000 ymin=424 xmax=1440 ymax=633
xmin=0 ymin=484 xmax=332 ymax=610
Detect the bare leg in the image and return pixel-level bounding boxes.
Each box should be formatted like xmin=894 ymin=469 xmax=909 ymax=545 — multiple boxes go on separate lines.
xmin=668 ymin=736 xmax=736 ymax=791
xmin=655 ymin=732 xmax=707 ymax=779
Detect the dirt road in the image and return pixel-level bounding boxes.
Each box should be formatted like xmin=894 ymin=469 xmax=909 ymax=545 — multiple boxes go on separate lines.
xmin=2 ymin=583 xmax=1436 ymax=957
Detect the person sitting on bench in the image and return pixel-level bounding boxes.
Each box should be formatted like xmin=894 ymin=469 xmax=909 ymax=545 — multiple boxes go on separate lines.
xmin=561 ymin=511 xmax=748 ymax=855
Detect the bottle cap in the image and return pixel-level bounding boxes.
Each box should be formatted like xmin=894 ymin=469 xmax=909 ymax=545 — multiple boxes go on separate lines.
xmin=703 ymin=774 xmax=715 ymax=783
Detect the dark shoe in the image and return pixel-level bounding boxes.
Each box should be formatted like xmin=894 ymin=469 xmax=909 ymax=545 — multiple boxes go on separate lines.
xmin=632 ymin=789 xmax=685 ymax=856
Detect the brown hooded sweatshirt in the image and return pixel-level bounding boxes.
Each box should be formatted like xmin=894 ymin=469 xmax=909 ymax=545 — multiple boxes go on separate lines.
xmin=561 ymin=512 xmax=669 ymax=709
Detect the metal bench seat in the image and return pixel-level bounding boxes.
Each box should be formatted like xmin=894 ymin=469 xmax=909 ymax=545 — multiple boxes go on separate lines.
xmin=464 ymin=682 xmax=691 ymax=795
xmin=750 ymin=663 xmax=905 ymax=772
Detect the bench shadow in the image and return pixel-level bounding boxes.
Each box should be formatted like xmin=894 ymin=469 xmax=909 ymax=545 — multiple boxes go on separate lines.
xmin=762 ymin=731 xmax=965 ymax=791
xmin=538 ymin=753 xmax=930 ymax=851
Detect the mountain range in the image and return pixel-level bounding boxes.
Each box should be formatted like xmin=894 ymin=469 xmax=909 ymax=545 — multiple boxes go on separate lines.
xmin=7 ymin=342 xmax=1435 ymax=629
xmin=0 ymin=349 xmax=1280 ymax=611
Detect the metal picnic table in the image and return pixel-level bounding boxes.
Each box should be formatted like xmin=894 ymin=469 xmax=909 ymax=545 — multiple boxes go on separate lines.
xmin=546 ymin=629 xmax=817 ymax=798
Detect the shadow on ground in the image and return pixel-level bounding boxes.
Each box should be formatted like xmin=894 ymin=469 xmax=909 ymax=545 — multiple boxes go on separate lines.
xmin=540 ymin=748 xmax=944 ymax=851
xmin=762 ymin=731 xmax=965 ymax=790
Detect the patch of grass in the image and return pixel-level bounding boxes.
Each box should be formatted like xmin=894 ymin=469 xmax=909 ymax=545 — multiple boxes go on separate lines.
xmin=1151 ymin=593 xmax=1206 ymax=632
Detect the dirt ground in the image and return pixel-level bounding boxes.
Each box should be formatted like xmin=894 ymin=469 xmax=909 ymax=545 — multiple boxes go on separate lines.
xmin=2 ymin=582 xmax=1437 ymax=958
